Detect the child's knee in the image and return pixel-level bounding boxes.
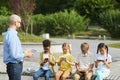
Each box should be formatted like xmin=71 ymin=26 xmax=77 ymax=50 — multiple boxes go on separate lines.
xmin=74 ymin=74 xmax=80 ymax=80
xmin=33 ymin=73 xmax=39 ymax=78
xmin=61 ymin=75 xmax=68 ymax=79
xmin=55 ymin=73 xmax=61 ymax=78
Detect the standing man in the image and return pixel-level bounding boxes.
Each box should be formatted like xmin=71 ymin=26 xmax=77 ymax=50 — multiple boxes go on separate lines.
xmin=3 ymin=14 xmax=33 ymax=80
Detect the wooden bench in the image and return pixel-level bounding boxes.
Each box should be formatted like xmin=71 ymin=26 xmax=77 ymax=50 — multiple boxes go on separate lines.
xmin=1 ymin=72 xmax=120 ymax=80
xmin=103 ymin=73 xmax=120 ymax=80
xmin=22 ymin=72 xmax=96 ymax=80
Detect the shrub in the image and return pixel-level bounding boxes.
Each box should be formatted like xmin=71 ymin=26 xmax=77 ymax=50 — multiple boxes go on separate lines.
xmin=99 ymin=9 xmax=120 ymax=38
xmin=30 ymin=14 xmax=46 ymax=35
xmin=31 ymin=10 xmax=90 ymax=36
xmin=0 ymin=16 xmax=8 ymax=34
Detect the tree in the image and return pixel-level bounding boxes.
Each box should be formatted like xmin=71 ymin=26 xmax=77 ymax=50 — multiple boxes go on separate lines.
xmin=74 ymin=0 xmax=114 ymax=24
xmin=8 ymin=0 xmax=35 ymax=34
xmin=34 ymin=0 xmax=75 ymax=14
xmin=0 ymin=0 xmax=11 ymax=16
xmin=99 ymin=9 xmax=120 ymax=38
xmin=116 ymin=0 xmax=120 ymax=3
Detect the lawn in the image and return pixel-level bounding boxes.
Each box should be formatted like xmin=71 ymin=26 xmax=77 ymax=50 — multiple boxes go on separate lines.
xmin=108 ymin=43 xmax=120 ymax=49
xmin=0 ymin=32 xmax=44 ymax=43
xmin=74 ymin=28 xmax=110 ymax=37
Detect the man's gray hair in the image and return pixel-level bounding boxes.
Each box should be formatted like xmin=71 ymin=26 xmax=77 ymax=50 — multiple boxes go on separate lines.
xmin=9 ymin=14 xmax=21 ymax=23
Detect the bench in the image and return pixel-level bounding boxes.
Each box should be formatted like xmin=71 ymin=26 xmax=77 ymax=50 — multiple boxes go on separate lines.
xmin=22 ymin=72 xmax=120 ymax=80
xmin=22 ymin=72 xmax=96 ymax=80
xmin=103 ymin=73 xmax=120 ymax=80
xmin=1 ymin=71 xmax=120 ymax=80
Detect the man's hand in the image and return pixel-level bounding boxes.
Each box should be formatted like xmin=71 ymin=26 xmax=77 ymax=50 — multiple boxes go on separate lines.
xmin=24 ymin=50 xmax=33 ymax=58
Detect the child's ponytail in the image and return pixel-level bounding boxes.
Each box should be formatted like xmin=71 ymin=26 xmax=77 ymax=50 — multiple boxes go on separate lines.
xmin=96 ymin=43 xmax=108 ymax=55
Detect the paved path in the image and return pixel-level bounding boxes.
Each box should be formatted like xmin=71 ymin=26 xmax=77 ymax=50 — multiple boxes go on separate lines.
xmin=51 ymin=39 xmax=120 ymax=59
xmin=0 ymin=39 xmax=120 ymax=80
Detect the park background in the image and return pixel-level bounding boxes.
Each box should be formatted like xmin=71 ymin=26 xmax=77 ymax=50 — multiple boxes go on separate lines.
xmin=0 ymin=0 xmax=120 ymax=80
xmin=0 ymin=0 xmax=120 ymax=41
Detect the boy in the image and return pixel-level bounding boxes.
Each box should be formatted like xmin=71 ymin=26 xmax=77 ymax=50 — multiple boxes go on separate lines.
xmin=74 ymin=42 xmax=94 ymax=80
xmin=33 ymin=39 xmax=55 ymax=80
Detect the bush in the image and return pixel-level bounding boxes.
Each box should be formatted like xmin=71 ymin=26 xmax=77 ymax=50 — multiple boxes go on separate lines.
xmin=99 ymin=9 xmax=120 ymax=38
xmin=30 ymin=14 xmax=46 ymax=35
xmin=74 ymin=0 xmax=113 ymax=24
xmin=0 ymin=7 xmax=11 ymax=16
xmin=31 ymin=10 xmax=90 ymax=36
xmin=0 ymin=16 xmax=8 ymax=34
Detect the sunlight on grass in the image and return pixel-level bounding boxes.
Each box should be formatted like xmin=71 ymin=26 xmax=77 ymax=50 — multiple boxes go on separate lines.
xmin=0 ymin=32 xmax=44 ymax=43
xmin=108 ymin=43 xmax=120 ymax=49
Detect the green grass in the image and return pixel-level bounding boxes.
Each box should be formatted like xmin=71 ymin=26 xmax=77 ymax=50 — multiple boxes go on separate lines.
xmin=108 ymin=43 xmax=120 ymax=49
xmin=74 ymin=28 xmax=110 ymax=36
xmin=0 ymin=35 xmax=3 ymax=42
xmin=0 ymin=32 xmax=44 ymax=43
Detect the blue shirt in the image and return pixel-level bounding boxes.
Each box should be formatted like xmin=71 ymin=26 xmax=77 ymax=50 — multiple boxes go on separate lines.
xmin=3 ymin=28 xmax=24 ymax=64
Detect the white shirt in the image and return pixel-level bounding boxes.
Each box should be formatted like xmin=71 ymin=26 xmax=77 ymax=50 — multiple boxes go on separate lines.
xmin=76 ymin=51 xmax=94 ymax=71
xmin=94 ymin=53 xmax=112 ymax=71
xmin=42 ymin=54 xmax=50 ymax=70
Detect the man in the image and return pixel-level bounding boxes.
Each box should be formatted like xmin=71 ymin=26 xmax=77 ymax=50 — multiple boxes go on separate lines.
xmin=3 ymin=14 xmax=33 ymax=80
xmin=74 ymin=42 xmax=94 ymax=80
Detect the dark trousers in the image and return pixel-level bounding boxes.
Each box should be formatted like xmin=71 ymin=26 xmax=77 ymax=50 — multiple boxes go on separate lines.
xmin=7 ymin=62 xmax=23 ymax=80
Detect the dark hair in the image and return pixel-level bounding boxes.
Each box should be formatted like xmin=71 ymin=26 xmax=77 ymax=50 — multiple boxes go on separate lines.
xmin=97 ymin=43 xmax=108 ymax=54
xmin=43 ymin=39 xmax=51 ymax=47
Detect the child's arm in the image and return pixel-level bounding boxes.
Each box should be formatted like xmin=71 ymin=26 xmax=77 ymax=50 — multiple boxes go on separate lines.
xmin=48 ymin=57 xmax=55 ymax=65
xmin=75 ymin=63 xmax=80 ymax=71
xmin=87 ymin=63 xmax=94 ymax=72
xmin=95 ymin=60 xmax=99 ymax=68
xmin=40 ymin=60 xmax=45 ymax=66
xmin=56 ymin=60 xmax=62 ymax=66
xmin=103 ymin=60 xmax=111 ymax=68
xmin=66 ymin=59 xmax=75 ymax=66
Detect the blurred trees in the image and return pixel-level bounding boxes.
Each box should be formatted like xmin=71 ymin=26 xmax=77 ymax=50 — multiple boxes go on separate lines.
xmin=31 ymin=10 xmax=89 ymax=36
xmin=99 ymin=10 xmax=120 ymax=38
xmin=0 ymin=0 xmax=11 ymax=16
xmin=74 ymin=0 xmax=114 ymax=24
xmin=0 ymin=0 xmax=120 ymax=38
xmin=34 ymin=0 xmax=75 ymax=14
xmin=8 ymin=0 xmax=35 ymax=34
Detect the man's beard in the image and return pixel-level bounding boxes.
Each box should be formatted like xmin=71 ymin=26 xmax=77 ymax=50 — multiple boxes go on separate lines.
xmin=16 ymin=27 xmax=20 ymax=31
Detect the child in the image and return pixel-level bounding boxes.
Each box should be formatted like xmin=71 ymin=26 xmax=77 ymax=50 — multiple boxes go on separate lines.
xmin=33 ymin=39 xmax=55 ymax=80
xmin=95 ymin=43 xmax=112 ymax=80
xmin=55 ymin=43 xmax=74 ymax=80
xmin=74 ymin=42 xmax=94 ymax=80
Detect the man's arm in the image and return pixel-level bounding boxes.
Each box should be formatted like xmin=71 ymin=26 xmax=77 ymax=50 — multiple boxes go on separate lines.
xmin=9 ymin=35 xmax=24 ymax=61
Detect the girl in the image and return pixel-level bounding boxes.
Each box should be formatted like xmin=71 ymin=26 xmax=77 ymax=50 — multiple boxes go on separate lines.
xmin=95 ymin=43 xmax=112 ymax=80
xmin=55 ymin=43 xmax=74 ymax=80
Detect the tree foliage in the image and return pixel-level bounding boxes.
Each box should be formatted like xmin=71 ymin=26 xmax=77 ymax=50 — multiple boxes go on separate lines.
xmin=34 ymin=0 xmax=75 ymax=14
xmin=31 ymin=10 xmax=89 ymax=36
xmin=99 ymin=9 xmax=120 ymax=38
xmin=74 ymin=0 xmax=113 ymax=24
xmin=0 ymin=16 xmax=8 ymax=34
xmin=8 ymin=0 xmax=35 ymax=34
xmin=0 ymin=0 xmax=11 ymax=16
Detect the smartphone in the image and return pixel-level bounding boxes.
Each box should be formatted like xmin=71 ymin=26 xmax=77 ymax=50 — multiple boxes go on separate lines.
xmin=45 ymin=58 xmax=48 ymax=61
xmin=97 ymin=59 xmax=103 ymax=61
xmin=61 ymin=57 xmax=66 ymax=61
